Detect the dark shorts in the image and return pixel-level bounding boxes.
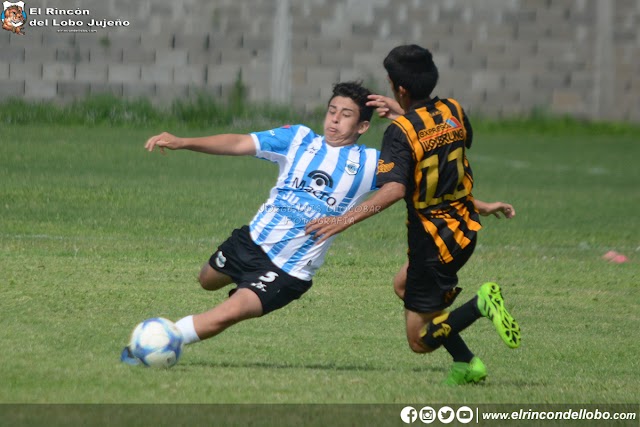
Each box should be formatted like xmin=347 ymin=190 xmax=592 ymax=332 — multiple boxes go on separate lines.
xmin=209 ymin=226 xmax=312 ymax=315
xmin=404 ymin=237 xmax=477 ymax=313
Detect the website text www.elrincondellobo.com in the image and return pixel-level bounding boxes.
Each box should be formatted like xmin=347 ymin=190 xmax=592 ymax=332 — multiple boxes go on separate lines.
xmin=399 ymin=405 xmax=638 ymax=425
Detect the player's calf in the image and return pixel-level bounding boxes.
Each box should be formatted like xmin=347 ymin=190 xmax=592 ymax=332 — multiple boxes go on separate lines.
xmin=405 ymin=309 xmax=442 ymax=353
xmin=193 ymin=289 xmax=263 ymax=340
xmin=420 ymin=312 xmax=452 ymax=350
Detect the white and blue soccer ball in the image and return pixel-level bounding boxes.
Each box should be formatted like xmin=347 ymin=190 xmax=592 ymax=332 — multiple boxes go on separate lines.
xmin=129 ymin=317 xmax=184 ymax=368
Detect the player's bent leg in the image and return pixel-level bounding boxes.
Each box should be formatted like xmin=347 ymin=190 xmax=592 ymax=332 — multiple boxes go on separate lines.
xmin=405 ymin=309 xmax=442 ymax=353
xmin=198 ymin=262 xmax=234 ymax=291
xmin=193 ymin=288 xmax=263 ymax=340
xmin=393 ymin=262 xmax=408 ymax=301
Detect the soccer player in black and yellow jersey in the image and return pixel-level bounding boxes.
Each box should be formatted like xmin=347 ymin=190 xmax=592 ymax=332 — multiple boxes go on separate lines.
xmin=306 ymin=45 xmax=521 ymax=385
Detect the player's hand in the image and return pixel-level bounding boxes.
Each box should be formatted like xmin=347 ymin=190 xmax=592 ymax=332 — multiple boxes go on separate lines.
xmin=366 ymin=94 xmax=405 ymax=120
xmin=305 ymin=216 xmax=354 ymax=245
xmin=145 ymin=132 xmax=184 ymax=154
xmin=481 ymin=202 xmax=516 ymax=219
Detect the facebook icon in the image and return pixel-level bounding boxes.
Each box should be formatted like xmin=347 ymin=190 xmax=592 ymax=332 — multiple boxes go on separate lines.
xmin=400 ymin=406 xmax=418 ymax=424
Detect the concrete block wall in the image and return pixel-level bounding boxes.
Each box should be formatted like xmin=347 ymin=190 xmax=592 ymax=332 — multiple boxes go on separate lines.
xmin=2 ymin=0 xmax=639 ymax=121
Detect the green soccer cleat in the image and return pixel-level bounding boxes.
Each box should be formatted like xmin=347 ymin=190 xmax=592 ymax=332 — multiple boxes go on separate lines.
xmin=477 ymin=282 xmax=521 ymax=348
xmin=444 ymin=356 xmax=487 ymax=385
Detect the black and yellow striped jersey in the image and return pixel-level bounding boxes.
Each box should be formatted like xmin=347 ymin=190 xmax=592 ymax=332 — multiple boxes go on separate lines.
xmin=376 ymin=96 xmax=481 ymax=264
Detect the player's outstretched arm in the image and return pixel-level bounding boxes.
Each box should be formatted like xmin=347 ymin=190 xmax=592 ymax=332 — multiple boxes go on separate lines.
xmin=366 ymin=94 xmax=405 ymax=121
xmin=145 ymin=132 xmax=256 ymax=156
xmin=305 ymin=182 xmax=405 ymax=244
xmin=474 ymin=199 xmax=516 ymax=219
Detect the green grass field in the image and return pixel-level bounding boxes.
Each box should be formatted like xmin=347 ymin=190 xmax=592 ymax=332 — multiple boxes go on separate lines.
xmin=1 ymin=120 xmax=639 ymax=411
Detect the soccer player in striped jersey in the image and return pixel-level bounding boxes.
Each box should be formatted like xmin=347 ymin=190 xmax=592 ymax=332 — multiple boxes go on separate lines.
xmin=306 ymin=45 xmax=521 ymax=385
xmin=121 ymin=81 xmax=378 ymax=363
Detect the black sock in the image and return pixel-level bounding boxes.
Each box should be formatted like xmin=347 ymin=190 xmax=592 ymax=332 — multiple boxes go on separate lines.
xmin=421 ymin=297 xmax=482 ymax=350
xmin=446 ymin=296 xmax=482 ymax=332
xmin=443 ymin=334 xmax=474 ymax=363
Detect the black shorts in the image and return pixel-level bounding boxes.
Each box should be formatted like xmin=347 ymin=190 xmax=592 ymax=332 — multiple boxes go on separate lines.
xmin=209 ymin=226 xmax=312 ymax=315
xmin=404 ymin=237 xmax=477 ymax=313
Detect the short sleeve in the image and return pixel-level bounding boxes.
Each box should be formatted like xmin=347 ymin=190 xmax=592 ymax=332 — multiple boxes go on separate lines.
xmin=251 ymin=124 xmax=301 ymax=158
xmin=375 ymin=123 xmax=413 ymax=188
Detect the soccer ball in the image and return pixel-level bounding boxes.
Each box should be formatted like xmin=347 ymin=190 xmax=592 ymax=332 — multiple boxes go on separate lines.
xmin=128 ymin=317 xmax=184 ymax=368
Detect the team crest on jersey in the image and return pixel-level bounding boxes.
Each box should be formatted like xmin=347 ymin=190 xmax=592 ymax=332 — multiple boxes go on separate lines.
xmin=345 ymin=159 xmax=360 ymax=175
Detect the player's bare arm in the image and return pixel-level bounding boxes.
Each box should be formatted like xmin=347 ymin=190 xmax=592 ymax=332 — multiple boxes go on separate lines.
xmin=473 ymin=199 xmax=516 ymax=219
xmin=305 ymin=181 xmax=406 ymax=244
xmin=145 ymin=132 xmax=256 ymax=156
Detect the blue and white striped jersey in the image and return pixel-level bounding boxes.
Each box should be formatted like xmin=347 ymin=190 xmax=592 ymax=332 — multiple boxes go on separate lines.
xmin=249 ymin=124 xmax=379 ymax=281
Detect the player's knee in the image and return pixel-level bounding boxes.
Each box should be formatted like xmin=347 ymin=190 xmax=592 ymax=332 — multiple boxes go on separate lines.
xmin=394 ymin=280 xmax=405 ymax=300
xmin=198 ymin=264 xmax=227 ymax=290
xmin=198 ymin=271 xmax=212 ymax=290
xmin=408 ymin=339 xmax=433 ymax=354
xmin=198 ymin=275 xmax=210 ymax=290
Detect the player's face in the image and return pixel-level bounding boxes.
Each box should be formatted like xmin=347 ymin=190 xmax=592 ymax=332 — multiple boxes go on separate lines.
xmin=324 ymin=96 xmax=370 ymax=147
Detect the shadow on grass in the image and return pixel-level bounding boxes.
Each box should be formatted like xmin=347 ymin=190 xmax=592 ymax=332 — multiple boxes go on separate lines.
xmin=182 ymin=360 xmax=446 ymax=373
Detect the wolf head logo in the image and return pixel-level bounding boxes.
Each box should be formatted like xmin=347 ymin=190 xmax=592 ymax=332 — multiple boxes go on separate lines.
xmin=2 ymin=1 xmax=26 ymax=35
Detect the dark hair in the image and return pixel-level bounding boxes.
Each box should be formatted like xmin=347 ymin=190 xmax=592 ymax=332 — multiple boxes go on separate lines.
xmin=383 ymin=44 xmax=439 ymax=100
xmin=329 ymin=81 xmax=374 ymax=123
